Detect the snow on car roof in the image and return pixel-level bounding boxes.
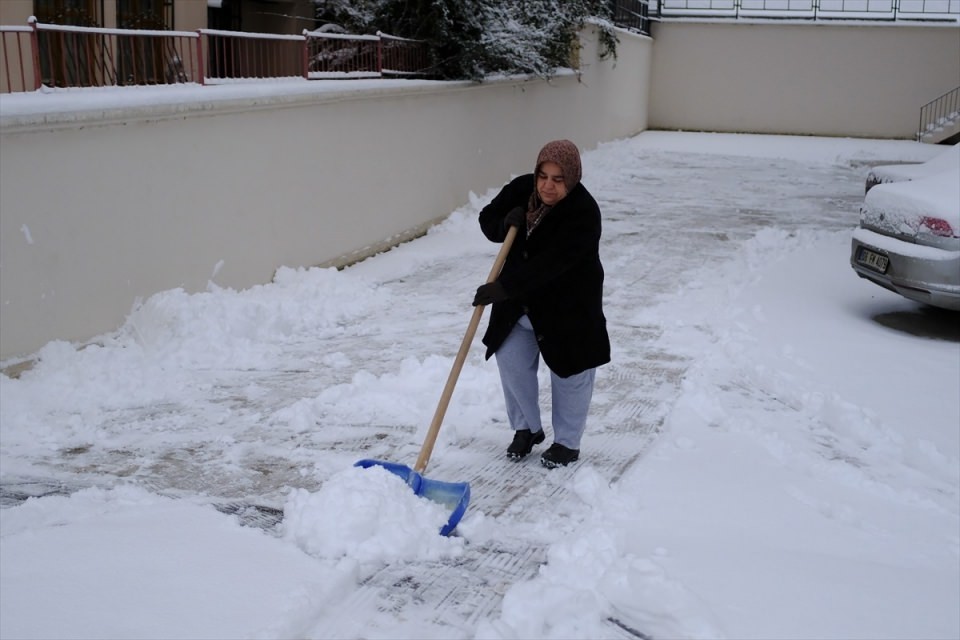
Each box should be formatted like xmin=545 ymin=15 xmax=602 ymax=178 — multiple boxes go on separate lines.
xmin=863 ymin=167 xmax=960 ymax=227
xmin=868 ymin=143 xmax=959 ymax=184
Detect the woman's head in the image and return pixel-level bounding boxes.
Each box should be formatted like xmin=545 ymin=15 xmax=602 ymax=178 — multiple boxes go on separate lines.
xmin=534 ymin=139 xmax=581 ymax=206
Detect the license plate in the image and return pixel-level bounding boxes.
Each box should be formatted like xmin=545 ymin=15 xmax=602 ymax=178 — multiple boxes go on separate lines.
xmin=857 ymin=247 xmax=889 ymax=274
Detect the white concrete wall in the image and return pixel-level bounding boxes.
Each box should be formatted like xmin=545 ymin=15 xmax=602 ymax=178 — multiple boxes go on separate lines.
xmin=649 ymin=21 xmax=960 ymax=139
xmin=0 ymin=25 xmax=652 ymax=360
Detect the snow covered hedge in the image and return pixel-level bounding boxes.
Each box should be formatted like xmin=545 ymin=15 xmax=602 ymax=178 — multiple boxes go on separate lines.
xmin=313 ymin=0 xmax=618 ymax=80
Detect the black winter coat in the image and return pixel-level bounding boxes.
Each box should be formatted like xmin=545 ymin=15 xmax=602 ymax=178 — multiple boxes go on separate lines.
xmin=478 ymin=173 xmax=611 ymax=378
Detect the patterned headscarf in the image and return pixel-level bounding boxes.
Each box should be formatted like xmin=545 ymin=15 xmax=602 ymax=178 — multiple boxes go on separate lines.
xmin=535 ymin=139 xmax=582 ymax=191
xmin=526 ymin=139 xmax=582 ymax=233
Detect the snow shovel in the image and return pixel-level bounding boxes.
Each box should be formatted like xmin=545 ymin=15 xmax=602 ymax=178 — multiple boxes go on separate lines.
xmin=355 ymin=224 xmax=519 ymax=536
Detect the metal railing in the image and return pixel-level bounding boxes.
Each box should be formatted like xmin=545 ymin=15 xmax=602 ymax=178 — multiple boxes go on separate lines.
xmin=612 ymin=0 xmax=653 ymax=33
xmin=378 ymin=32 xmax=430 ymax=77
xmin=0 ymin=25 xmax=33 ymax=93
xmin=34 ymin=21 xmax=200 ymax=88
xmin=917 ymin=86 xmax=960 ymax=141
xmin=1 ymin=21 xmax=198 ymax=93
xmin=0 ymin=20 xmax=430 ymax=93
xmin=201 ymin=29 xmax=306 ymax=83
xmin=306 ymin=31 xmax=380 ymax=79
xmin=652 ymin=0 xmax=959 ymax=19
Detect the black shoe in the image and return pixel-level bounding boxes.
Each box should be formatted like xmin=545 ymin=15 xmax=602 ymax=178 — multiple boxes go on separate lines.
xmin=540 ymin=443 xmax=579 ymax=468
xmin=507 ymin=429 xmax=545 ymax=460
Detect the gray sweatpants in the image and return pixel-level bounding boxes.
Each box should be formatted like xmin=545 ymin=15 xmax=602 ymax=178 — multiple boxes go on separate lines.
xmin=494 ymin=315 xmax=596 ymax=450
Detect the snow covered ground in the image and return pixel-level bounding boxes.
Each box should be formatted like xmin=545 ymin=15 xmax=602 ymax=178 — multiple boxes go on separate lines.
xmin=1 ymin=131 xmax=957 ymax=640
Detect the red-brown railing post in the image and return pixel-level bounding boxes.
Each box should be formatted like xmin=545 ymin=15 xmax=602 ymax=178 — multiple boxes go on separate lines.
xmin=376 ymin=31 xmax=383 ymax=76
xmin=1 ymin=31 xmax=11 ymax=92
xmin=28 ymin=16 xmax=41 ymax=90
xmin=0 ymin=26 xmax=32 ymax=93
xmin=301 ymin=29 xmax=309 ymax=79
xmin=195 ymin=29 xmax=205 ymax=85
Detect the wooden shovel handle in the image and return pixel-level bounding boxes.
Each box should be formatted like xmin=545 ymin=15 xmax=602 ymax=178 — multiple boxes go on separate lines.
xmin=414 ymin=224 xmax=519 ymax=473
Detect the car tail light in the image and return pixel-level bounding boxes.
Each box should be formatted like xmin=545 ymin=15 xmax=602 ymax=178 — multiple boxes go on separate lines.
xmin=919 ymin=217 xmax=957 ymax=238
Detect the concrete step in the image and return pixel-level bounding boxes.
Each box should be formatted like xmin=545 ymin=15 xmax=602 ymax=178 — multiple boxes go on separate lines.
xmin=919 ymin=112 xmax=960 ymax=145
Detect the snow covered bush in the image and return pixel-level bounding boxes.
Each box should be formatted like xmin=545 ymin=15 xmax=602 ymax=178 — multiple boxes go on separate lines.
xmin=313 ymin=0 xmax=618 ymax=80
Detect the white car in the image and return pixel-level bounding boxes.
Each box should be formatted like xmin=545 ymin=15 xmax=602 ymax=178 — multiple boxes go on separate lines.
xmin=851 ymin=145 xmax=960 ymax=311
xmin=865 ymin=143 xmax=959 ymax=192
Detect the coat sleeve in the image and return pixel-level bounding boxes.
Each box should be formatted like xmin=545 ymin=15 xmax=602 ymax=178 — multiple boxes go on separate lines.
xmin=478 ymin=175 xmax=532 ymax=243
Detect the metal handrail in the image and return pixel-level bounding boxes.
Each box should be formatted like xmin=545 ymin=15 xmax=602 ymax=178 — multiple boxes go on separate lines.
xmin=652 ymin=0 xmax=960 ymax=20
xmin=19 ymin=18 xmax=201 ymax=89
xmin=0 ymin=20 xmax=434 ymax=92
xmin=917 ymin=86 xmax=960 ymax=141
xmin=612 ymin=0 xmax=652 ymax=33
xmin=0 ymin=25 xmax=34 ymax=92
xmin=6 ymin=4 xmax=952 ymax=94
xmin=376 ymin=32 xmax=430 ymax=77
xmin=198 ymin=28 xmax=307 ymax=84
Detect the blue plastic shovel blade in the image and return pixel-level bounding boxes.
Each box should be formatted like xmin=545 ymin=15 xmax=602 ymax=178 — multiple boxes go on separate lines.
xmin=354 ymin=459 xmax=470 ymax=536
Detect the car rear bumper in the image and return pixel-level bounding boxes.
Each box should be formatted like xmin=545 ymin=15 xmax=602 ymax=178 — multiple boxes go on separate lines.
xmin=850 ymin=229 xmax=960 ymax=311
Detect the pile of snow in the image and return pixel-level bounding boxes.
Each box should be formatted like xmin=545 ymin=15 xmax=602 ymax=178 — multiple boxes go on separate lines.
xmin=282 ymin=464 xmax=464 ymax=565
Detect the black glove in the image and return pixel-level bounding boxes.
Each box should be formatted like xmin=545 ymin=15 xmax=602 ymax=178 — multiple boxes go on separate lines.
xmin=503 ymin=206 xmax=525 ymax=231
xmin=473 ymin=281 xmax=509 ymax=306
